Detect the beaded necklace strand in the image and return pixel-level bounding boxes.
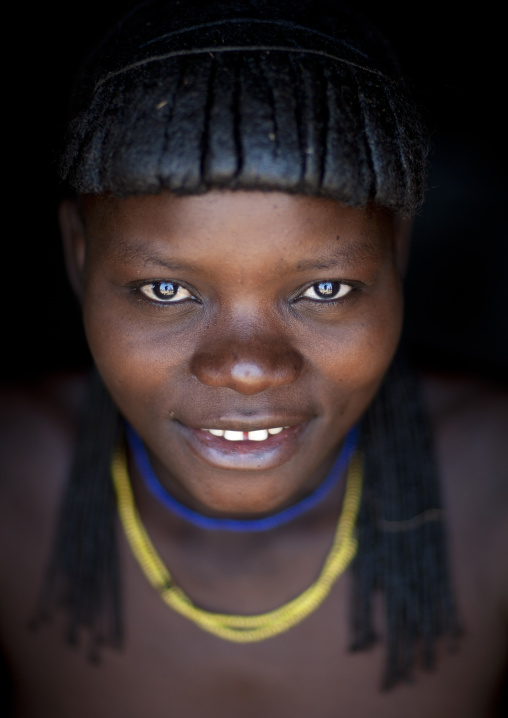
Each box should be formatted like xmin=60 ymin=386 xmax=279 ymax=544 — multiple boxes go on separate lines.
xmin=111 ymin=447 xmax=363 ymax=642
xmin=126 ymin=423 xmax=359 ymax=532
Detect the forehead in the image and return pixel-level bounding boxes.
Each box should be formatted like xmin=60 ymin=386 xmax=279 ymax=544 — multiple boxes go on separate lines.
xmin=82 ymin=190 xmax=394 ymax=268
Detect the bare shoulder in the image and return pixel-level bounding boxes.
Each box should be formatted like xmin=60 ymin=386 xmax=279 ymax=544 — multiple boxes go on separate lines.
xmin=420 ymin=370 xmax=508 ymax=504
xmin=0 ymin=373 xmax=87 ymax=546
xmin=420 ymin=370 xmax=508 ymax=612
xmin=0 ymin=374 xmax=88 ymax=700
xmin=420 ymin=369 xmax=508 ymax=434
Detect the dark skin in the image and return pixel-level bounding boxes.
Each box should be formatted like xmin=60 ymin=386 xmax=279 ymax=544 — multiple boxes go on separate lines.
xmin=0 ymin=191 xmax=506 ymax=717
xmin=72 ymin=191 xmax=403 ymax=517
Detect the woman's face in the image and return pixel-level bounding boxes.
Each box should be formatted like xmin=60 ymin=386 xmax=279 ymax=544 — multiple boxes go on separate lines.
xmin=69 ymin=190 xmax=404 ymax=516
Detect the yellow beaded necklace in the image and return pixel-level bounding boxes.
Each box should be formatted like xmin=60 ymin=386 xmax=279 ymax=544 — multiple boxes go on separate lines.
xmin=111 ymin=447 xmax=363 ymax=642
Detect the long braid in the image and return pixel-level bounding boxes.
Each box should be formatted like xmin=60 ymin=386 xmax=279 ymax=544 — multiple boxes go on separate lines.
xmin=33 ymin=370 xmax=122 ymax=659
xmin=352 ymin=354 xmax=461 ymax=687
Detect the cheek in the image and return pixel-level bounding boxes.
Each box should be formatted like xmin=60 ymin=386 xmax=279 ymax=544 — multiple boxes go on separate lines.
xmin=299 ymin=281 xmax=403 ymax=412
xmin=81 ymin=294 xmax=191 ymax=416
xmin=348 ymin=290 xmax=403 ymax=376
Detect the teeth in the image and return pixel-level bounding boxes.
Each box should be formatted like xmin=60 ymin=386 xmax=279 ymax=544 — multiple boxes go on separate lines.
xmin=248 ymin=429 xmax=269 ymax=441
xmin=223 ymin=430 xmax=244 ymax=441
xmin=203 ymin=427 xmax=287 ymax=441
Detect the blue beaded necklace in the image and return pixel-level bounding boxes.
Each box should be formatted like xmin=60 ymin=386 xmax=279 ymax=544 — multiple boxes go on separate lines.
xmin=125 ymin=422 xmax=359 ymax=532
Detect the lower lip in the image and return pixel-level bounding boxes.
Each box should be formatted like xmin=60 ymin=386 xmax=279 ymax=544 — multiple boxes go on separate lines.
xmin=179 ymin=423 xmax=309 ymax=471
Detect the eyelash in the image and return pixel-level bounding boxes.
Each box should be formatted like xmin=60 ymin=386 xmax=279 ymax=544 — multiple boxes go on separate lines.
xmin=134 ymin=280 xmax=357 ymax=306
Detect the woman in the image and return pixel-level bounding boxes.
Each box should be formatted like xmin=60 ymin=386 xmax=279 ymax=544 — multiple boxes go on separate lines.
xmin=1 ymin=1 xmax=506 ymax=715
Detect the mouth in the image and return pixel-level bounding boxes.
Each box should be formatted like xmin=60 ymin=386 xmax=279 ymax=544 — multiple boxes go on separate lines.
xmin=202 ymin=426 xmax=286 ymax=441
xmin=176 ymin=419 xmax=311 ymax=471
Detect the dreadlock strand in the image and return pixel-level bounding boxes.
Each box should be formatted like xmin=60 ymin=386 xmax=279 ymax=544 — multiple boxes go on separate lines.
xmin=351 ymin=355 xmax=460 ymax=688
xmin=34 ymin=371 xmax=121 ymax=653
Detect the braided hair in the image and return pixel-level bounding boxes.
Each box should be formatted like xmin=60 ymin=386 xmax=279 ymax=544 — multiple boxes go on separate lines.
xmin=36 ymin=0 xmax=459 ymax=688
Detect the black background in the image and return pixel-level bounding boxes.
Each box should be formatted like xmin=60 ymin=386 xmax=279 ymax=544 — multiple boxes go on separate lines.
xmin=5 ymin=1 xmax=507 ymax=383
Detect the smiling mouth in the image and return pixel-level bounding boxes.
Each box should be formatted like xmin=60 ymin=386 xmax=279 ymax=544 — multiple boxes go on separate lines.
xmin=176 ymin=419 xmax=310 ymax=470
xmin=202 ymin=427 xmax=287 ymax=441
xmin=188 ymin=422 xmax=306 ymax=453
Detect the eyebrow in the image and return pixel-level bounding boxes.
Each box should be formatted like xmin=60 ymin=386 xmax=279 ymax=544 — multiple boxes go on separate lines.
xmin=295 ymin=237 xmax=382 ymax=271
xmin=106 ymin=240 xmax=202 ymax=273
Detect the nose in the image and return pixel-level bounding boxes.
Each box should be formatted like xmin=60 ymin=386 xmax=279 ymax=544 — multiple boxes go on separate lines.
xmin=190 ymin=332 xmax=303 ymax=395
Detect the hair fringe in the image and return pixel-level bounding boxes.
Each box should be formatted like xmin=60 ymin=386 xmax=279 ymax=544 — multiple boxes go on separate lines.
xmin=60 ymin=1 xmax=428 ymax=215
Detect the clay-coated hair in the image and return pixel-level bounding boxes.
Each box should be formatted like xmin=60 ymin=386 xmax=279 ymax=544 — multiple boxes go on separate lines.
xmin=61 ymin=0 xmax=428 ymax=216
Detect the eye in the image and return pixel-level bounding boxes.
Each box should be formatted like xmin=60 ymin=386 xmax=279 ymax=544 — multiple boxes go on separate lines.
xmin=139 ymin=281 xmax=194 ymax=303
xmin=300 ymin=281 xmax=353 ymax=302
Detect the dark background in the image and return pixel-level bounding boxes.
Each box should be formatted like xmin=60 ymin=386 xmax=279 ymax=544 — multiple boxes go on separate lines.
xmin=6 ymin=1 xmax=507 ymax=383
